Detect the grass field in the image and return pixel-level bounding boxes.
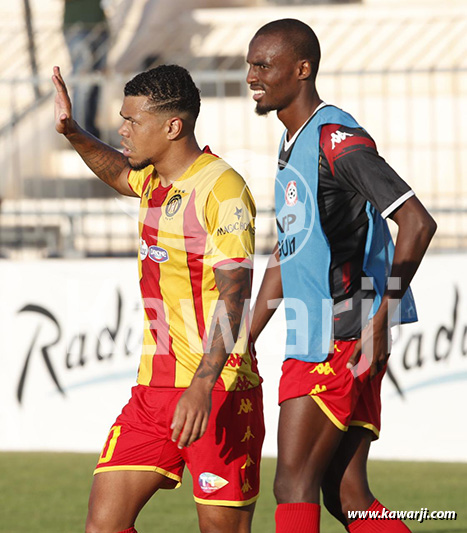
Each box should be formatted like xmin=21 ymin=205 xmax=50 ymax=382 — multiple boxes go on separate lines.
xmin=0 ymin=453 xmax=465 ymax=532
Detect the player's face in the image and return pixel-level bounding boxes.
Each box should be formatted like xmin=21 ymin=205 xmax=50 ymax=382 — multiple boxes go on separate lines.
xmin=246 ymin=34 xmax=301 ymax=116
xmin=118 ymin=95 xmax=169 ymax=170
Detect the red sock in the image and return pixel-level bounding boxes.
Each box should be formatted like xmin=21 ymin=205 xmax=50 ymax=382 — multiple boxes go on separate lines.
xmin=348 ymin=500 xmax=411 ymax=532
xmin=118 ymin=528 xmax=137 ymax=533
xmin=275 ymin=503 xmax=320 ymax=532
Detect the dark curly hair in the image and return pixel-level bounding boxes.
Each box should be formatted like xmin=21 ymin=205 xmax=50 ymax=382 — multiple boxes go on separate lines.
xmin=124 ymin=65 xmax=201 ymax=121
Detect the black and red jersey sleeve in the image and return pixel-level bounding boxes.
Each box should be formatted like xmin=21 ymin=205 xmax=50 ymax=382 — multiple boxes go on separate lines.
xmin=319 ymin=124 xmax=413 ymax=217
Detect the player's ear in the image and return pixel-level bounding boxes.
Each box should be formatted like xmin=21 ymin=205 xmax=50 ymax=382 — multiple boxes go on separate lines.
xmin=166 ymin=117 xmax=183 ymax=140
xmin=297 ymin=59 xmax=312 ymax=80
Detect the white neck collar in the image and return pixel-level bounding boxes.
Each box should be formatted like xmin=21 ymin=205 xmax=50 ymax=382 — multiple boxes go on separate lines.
xmin=283 ymin=102 xmax=327 ymax=151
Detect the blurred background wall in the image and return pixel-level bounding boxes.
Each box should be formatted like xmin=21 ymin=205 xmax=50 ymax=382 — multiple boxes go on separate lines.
xmin=0 ymin=0 xmax=465 ymax=258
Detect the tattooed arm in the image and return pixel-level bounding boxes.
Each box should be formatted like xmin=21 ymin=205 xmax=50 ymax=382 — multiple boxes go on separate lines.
xmin=171 ymin=264 xmax=251 ymax=448
xmin=52 ymin=66 xmax=136 ymax=197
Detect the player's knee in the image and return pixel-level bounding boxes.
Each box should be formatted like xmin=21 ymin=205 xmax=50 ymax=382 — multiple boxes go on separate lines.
xmin=198 ymin=518 xmax=221 ymax=533
xmin=86 ymin=523 xmax=136 ymax=533
xmin=198 ymin=512 xmax=251 ymax=533
xmin=85 ymin=518 xmax=107 ymax=533
xmin=274 ymin=462 xmax=322 ymax=504
xmin=199 ymin=523 xmax=239 ymax=533
xmin=86 ymin=528 xmax=136 ymax=533
xmin=85 ymin=521 xmax=102 ymax=533
xmin=85 ymin=512 xmax=132 ymax=533
xmin=273 ymin=474 xmax=316 ymax=504
xmin=338 ymin=484 xmax=374 ymax=518
xmin=85 ymin=512 xmax=99 ymax=533
xmin=322 ymin=486 xmax=346 ymax=525
xmin=273 ymin=473 xmax=289 ymax=503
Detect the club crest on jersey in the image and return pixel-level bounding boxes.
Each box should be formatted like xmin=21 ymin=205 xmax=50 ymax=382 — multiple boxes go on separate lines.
xmin=140 ymin=238 xmax=148 ymax=260
xmin=148 ymin=245 xmax=169 ymax=263
xmin=198 ymin=472 xmax=229 ymax=494
xmin=285 ymin=181 xmax=298 ymax=206
xmin=165 ymin=194 xmax=182 ymax=217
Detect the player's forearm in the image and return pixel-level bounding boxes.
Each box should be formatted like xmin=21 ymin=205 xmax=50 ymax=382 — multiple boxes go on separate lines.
xmin=250 ymin=246 xmax=283 ymax=343
xmin=377 ymin=196 xmax=437 ymax=323
xmin=64 ymin=121 xmax=131 ymax=195
xmin=190 ymin=327 xmax=231 ymax=393
xmin=191 ymin=265 xmax=251 ymax=391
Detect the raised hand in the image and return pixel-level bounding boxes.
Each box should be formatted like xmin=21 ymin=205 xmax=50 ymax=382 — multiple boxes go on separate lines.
xmin=51 ymin=66 xmax=74 ymax=135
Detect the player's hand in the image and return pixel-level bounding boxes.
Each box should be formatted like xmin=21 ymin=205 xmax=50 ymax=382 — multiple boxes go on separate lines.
xmin=51 ymin=66 xmax=74 ymax=135
xmin=249 ymin=338 xmax=257 ymax=359
xmin=170 ymin=382 xmax=212 ymax=449
xmin=346 ymin=319 xmax=391 ymax=380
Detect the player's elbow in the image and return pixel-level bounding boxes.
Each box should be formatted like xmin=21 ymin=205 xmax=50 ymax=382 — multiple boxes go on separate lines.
xmin=394 ymin=196 xmax=437 ymax=248
xmin=416 ymin=212 xmax=437 ymax=247
xmin=407 ymin=214 xmax=437 ymax=254
xmin=427 ymin=215 xmax=437 ymax=240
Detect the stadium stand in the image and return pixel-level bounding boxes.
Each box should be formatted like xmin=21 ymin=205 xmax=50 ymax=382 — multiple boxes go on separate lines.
xmin=0 ymin=0 xmax=466 ymax=258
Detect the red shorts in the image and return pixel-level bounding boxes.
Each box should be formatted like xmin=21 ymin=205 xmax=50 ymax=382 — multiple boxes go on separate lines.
xmin=94 ymin=384 xmax=265 ymax=507
xmin=278 ymin=340 xmax=385 ymax=439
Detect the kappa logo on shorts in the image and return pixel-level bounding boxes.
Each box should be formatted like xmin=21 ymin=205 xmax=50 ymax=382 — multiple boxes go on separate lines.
xmin=241 ymin=454 xmax=255 ymax=469
xmin=198 ymin=472 xmax=229 ymax=494
xmin=237 ymin=398 xmax=253 ymax=414
xmin=241 ymin=426 xmax=255 ymax=442
xmin=310 ymin=362 xmax=336 ymax=376
xmin=309 ymin=384 xmax=327 ymax=395
xmin=242 ymin=479 xmax=253 ymax=493
xmin=148 ymin=245 xmax=169 ymax=263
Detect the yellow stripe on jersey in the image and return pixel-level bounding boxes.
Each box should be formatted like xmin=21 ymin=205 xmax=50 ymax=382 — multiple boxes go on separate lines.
xmin=127 ymin=167 xmax=152 ymax=197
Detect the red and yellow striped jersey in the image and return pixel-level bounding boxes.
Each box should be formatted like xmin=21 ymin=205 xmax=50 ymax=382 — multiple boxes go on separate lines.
xmin=128 ymin=151 xmax=261 ymax=391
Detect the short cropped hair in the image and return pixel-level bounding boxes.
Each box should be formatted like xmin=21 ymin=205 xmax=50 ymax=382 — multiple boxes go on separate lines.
xmin=124 ymin=65 xmax=201 ymax=121
xmin=255 ymin=19 xmax=321 ymax=80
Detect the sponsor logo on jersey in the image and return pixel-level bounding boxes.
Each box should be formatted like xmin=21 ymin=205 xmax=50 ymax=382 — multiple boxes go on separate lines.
xmin=165 ymin=194 xmax=182 ymax=217
xmin=140 ymin=238 xmax=148 ymax=260
xmin=331 ymin=130 xmax=354 ymax=149
xmin=198 ymin=472 xmax=229 ymax=493
xmin=216 ymin=221 xmax=254 ymax=236
xmin=277 ymin=213 xmax=297 ymax=233
xmin=285 ymin=180 xmax=298 ymax=206
xmin=278 ymin=236 xmax=296 ymax=258
xmin=148 ymin=245 xmax=169 ymax=263
xmin=234 ymin=206 xmax=243 ymax=219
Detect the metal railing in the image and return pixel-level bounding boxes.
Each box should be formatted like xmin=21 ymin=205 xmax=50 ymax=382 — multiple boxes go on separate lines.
xmin=0 ymin=64 xmax=466 ymax=258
